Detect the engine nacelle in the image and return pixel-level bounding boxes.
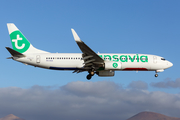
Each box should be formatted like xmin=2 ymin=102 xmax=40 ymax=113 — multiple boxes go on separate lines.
xmin=104 ymin=61 xmax=121 ymax=70
xmin=97 ymin=70 xmax=115 ymax=77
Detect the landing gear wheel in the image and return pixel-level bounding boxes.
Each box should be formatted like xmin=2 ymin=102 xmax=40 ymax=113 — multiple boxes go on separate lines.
xmin=86 ymin=74 xmax=92 ymax=80
xmin=155 ymin=74 xmax=158 ymax=77
xmin=90 ymin=71 xmax=94 ymax=76
xmin=89 ymin=69 xmax=95 ymax=76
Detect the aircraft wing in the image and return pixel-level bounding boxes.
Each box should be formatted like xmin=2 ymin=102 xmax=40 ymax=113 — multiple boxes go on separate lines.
xmin=71 ymin=29 xmax=104 ymax=69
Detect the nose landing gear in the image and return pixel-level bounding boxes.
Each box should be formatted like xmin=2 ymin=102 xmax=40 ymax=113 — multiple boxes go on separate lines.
xmin=155 ymin=73 xmax=158 ymax=77
xmin=155 ymin=70 xmax=158 ymax=77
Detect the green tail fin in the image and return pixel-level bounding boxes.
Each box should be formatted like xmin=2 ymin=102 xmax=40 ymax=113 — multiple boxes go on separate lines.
xmin=7 ymin=23 xmax=31 ymax=53
xmin=7 ymin=23 xmax=48 ymax=54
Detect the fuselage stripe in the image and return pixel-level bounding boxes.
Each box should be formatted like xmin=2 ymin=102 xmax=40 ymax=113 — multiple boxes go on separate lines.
xmin=50 ymin=67 xmax=82 ymax=70
xmin=123 ymin=68 xmax=148 ymax=71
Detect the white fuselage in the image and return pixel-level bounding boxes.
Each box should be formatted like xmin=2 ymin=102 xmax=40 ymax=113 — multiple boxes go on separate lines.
xmin=14 ymin=53 xmax=173 ymax=72
xmin=6 ymin=23 xmax=173 ymax=79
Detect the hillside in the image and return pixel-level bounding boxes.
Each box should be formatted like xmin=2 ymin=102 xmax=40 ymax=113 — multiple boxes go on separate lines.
xmin=127 ymin=111 xmax=180 ymax=120
xmin=0 ymin=114 xmax=25 ymax=120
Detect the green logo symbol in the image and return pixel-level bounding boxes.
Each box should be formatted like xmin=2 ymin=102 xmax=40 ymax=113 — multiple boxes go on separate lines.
xmin=113 ymin=63 xmax=118 ymax=68
xmin=10 ymin=31 xmax=30 ymax=53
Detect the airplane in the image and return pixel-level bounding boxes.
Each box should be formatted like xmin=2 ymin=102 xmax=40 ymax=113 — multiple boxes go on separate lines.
xmin=6 ymin=23 xmax=173 ymax=80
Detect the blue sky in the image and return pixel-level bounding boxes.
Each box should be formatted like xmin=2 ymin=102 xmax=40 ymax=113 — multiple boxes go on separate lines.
xmin=1 ymin=0 xmax=178 ymax=90
xmin=0 ymin=1 xmax=180 ymax=119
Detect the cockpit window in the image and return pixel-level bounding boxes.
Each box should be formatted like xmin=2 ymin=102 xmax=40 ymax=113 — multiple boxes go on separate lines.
xmin=161 ymin=58 xmax=166 ymax=61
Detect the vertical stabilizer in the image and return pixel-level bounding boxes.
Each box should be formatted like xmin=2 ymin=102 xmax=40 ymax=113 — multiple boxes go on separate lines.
xmin=7 ymin=23 xmax=48 ymax=54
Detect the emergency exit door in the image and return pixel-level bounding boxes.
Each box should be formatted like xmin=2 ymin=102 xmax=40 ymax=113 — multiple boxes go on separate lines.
xmin=36 ymin=55 xmax=40 ymax=63
xmin=153 ymin=56 xmax=157 ymax=63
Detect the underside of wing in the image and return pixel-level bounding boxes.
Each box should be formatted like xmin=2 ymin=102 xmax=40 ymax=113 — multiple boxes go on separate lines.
xmin=71 ymin=29 xmax=104 ymax=70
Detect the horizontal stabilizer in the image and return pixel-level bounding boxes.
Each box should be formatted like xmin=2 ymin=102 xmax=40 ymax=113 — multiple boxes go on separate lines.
xmin=6 ymin=47 xmax=25 ymax=57
xmin=6 ymin=57 xmax=13 ymax=59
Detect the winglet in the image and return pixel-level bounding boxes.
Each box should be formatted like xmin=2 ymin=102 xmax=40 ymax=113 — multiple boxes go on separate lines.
xmin=71 ymin=29 xmax=82 ymax=42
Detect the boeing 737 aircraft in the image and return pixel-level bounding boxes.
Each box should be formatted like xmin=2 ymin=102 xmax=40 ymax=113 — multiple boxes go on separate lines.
xmin=6 ymin=23 xmax=173 ymax=80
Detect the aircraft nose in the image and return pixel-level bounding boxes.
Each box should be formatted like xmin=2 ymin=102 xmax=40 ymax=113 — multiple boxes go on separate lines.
xmin=167 ymin=61 xmax=173 ymax=68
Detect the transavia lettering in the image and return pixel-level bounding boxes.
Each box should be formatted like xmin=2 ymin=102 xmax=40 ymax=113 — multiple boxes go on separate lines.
xmin=99 ymin=54 xmax=148 ymax=62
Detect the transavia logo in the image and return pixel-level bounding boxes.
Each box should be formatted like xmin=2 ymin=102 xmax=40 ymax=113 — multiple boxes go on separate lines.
xmin=99 ymin=54 xmax=148 ymax=63
xmin=113 ymin=63 xmax=118 ymax=68
xmin=10 ymin=31 xmax=30 ymax=53
xmin=12 ymin=34 xmax=25 ymax=49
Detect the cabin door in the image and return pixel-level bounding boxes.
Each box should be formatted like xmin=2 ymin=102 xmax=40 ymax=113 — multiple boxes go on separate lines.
xmin=153 ymin=56 xmax=157 ymax=63
xmin=36 ymin=55 xmax=41 ymax=63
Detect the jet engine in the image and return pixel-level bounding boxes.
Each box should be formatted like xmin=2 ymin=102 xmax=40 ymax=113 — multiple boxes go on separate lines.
xmin=97 ymin=70 xmax=115 ymax=77
xmin=104 ymin=61 xmax=121 ymax=70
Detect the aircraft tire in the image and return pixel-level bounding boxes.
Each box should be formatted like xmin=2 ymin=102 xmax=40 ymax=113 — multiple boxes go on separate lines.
xmin=86 ymin=74 xmax=92 ymax=80
xmin=155 ymin=74 xmax=158 ymax=77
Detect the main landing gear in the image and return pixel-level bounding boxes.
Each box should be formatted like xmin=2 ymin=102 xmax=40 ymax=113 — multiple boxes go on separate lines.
xmin=86 ymin=69 xmax=95 ymax=80
xmin=86 ymin=74 xmax=92 ymax=80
